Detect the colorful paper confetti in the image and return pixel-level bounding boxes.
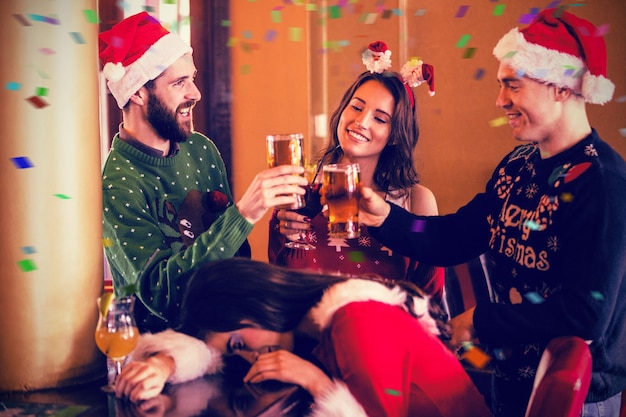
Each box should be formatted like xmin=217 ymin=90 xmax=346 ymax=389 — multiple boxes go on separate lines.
xmin=462 ymin=47 xmax=477 ymax=59
xmin=349 ymin=251 xmax=365 ymax=263
xmin=455 ymin=5 xmax=469 ymax=18
xmin=13 ymin=14 xmax=31 ymax=26
xmin=26 ymin=96 xmax=49 ymax=109
xmin=18 ymin=259 xmax=38 ymax=272
xmin=22 ymin=246 xmax=37 ymax=254
xmin=489 ymin=117 xmax=508 ymax=127
xmin=70 ymin=32 xmax=86 ymax=44
xmin=462 ymin=345 xmax=491 ymax=368
xmin=53 ymin=194 xmax=72 ymax=199
xmin=474 ymin=68 xmax=486 ymax=80
xmin=493 ymin=5 xmax=506 ymax=16
xmin=456 ymin=34 xmax=472 ymax=48
xmin=384 ymin=388 xmax=402 ymax=396
xmin=11 ymin=156 xmax=34 ymax=169
xmin=6 ymin=82 xmax=21 ymax=91
xmin=524 ymin=292 xmax=545 ymax=304
xmin=82 ymin=9 xmax=98 ymax=24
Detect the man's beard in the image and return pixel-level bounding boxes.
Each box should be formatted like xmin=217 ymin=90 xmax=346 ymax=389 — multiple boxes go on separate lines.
xmin=147 ymin=93 xmax=194 ymax=143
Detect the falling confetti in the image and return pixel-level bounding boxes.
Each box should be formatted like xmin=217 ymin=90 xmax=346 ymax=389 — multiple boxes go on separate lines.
xmin=474 ymin=68 xmax=486 ymax=80
xmin=29 ymin=14 xmax=60 ymax=25
xmin=53 ymin=193 xmax=72 ymax=199
xmin=6 ymin=82 xmax=21 ymax=91
xmin=493 ymin=4 xmax=506 ymax=16
xmin=82 ymin=9 xmax=98 ymax=24
xmin=22 ymin=246 xmax=37 ymax=255
xmin=410 ymin=219 xmax=426 ymax=232
xmin=11 ymin=156 xmax=34 ymax=169
xmin=462 ymin=345 xmax=491 ymax=369
xmin=13 ymin=14 xmax=31 ymax=26
xmin=456 ymin=34 xmax=471 ymax=48
xmin=462 ymin=47 xmax=477 ymax=59
xmin=18 ymin=259 xmax=38 ymax=272
xmin=26 ymin=96 xmax=49 ymax=109
xmin=524 ymin=292 xmax=545 ymax=304
xmin=455 ymin=5 xmax=469 ymax=18
xmin=70 ymin=32 xmax=86 ymax=44
xmin=489 ymin=117 xmax=508 ymax=127
xmin=289 ymin=27 xmax=302 ymax=41
xmin=384 ymin=388 xmax=402 ymax=396
xmin=348 ymin=251 xmax=365 ymax=262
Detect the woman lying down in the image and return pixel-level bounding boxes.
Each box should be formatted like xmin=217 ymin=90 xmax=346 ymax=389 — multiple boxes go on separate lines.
xmin=115 ymin=257 xmax=492 ymax=417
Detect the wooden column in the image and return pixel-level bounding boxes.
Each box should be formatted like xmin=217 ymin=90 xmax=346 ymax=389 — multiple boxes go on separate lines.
xmin=0 ymin=0 xmax=104 ymax=390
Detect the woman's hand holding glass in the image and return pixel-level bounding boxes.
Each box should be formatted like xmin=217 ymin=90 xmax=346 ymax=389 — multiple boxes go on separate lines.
xmin=115 ymin=353 xmax=175 ymax=403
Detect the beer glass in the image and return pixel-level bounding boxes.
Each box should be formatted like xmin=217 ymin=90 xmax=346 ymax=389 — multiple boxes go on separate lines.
xmin=265 ymin=133 xmax=306 ymax=210
xmin=322 ymin=163 xmax=361 ymax=239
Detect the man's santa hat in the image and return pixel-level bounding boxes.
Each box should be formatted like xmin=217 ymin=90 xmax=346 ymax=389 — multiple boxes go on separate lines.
xmin=493 ymin=8 xmax=614 ymax=105
xmin=98 ymin=12 xmax=192 ymax=109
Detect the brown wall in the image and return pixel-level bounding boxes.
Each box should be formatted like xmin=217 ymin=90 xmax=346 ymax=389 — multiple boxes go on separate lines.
xmin=231 ymin=0 xmax=626 ymax=261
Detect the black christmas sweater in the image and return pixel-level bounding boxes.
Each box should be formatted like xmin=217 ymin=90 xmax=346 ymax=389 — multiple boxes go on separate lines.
xmin=370 ymin=129 xmax=626 ymax=403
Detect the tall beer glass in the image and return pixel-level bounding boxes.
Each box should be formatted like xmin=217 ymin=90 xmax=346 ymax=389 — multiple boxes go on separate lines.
xmin=322 ymin=163 xmax=361 ymax=239
xmin=266 ymin=133 xmax=306 ymax=210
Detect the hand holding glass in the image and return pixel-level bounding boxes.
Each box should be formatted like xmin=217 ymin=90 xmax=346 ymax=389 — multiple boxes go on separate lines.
xmin=284 ymin=163 xmax=324 ymax=250
xmin=265 ymin=133 xmax=306 ymax=210
xmin=95 ymin=295 xmax=139 ymax=392
xmin=322 ymin=163 xmax=361 ymax=239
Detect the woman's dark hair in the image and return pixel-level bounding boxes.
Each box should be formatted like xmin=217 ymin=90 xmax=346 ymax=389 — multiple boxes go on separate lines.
xmin=321 ymin=71 xmax=420 ymax=199
xmin=178 ymin=258 xmax=445 ymax=340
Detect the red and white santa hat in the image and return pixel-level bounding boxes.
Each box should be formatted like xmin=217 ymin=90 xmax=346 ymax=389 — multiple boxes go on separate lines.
xmin=493 ymin=8 xmax=614 ymax=105
xmin=98 ymin=12 xmax=192 ymax=109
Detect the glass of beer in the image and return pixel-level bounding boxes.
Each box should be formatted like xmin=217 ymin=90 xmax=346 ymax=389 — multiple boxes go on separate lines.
xmin=322 ymin=163 xmax=361 ymax=239
xmin=266 ymin=133 xmax=306 ymax=210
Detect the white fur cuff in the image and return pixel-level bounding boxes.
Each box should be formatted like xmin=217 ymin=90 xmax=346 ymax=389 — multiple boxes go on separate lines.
xmin=309 ymin=380 xmax=368 ymax=417
xmin=130 ymin=329 xmax=223 ymax=384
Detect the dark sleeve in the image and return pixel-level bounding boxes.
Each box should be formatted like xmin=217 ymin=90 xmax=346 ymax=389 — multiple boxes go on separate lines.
xmin=369 ymin=193 xmax=493 ymax=267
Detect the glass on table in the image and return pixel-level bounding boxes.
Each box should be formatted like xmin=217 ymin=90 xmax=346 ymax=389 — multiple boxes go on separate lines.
xmin=94 ymin=294 xmax=139 ymax=393
xmin=322 ymin=163 xmax=361 ymax=239
xmin=265 ymin=133 xmax=306 ymax=210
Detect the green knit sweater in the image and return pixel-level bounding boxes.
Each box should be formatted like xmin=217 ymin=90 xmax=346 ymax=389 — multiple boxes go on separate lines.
xmin=102 ymin=133 xmax=253 ymax=332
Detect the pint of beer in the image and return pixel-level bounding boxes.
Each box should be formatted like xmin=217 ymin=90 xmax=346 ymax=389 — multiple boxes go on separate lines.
xmin=266 ymin=133 xmax=306 ymax=210
xmin=322 ymin=163 xmax=361 ymax=239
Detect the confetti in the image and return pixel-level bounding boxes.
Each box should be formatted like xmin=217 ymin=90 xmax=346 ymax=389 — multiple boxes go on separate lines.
xmin=265 ymin=29 xmax=277 ymax=42
xmin=591 ymin=291 xmax=604 ymax=301
xmin=456 ymin=34 xmax=471 ymax=48
xmin=271 ymin=10 xmax=282 ymax=23
xmin=289 ymin=27 xmax=302 ymax=42
xmin=103 ymin=238 xmax=114 ymax=247
xmin=524 ymin=291 xmax=545 ymax=304
xmin=70 ymin=32 xmax=86 ymax=44
xmin=11 ymin=156 xmax=34 ymax=169
xmin=462 ymin=346 xmax=491 ymax=368
xmin=221 ymin=20 xmax=231 ymax=27
xmin=329 ymin=5 xmax=341 ymax=18
xmin=18 ymin=259 xmax=38 ymax=272
xmin=29 ymin=14 xmax=60 ymax=25
xmin=615 ymin=96 xmax=626 ymax=103
xmin=6 ymin=82 xmax=21 ymax=91
xmin=493 ymin=4 xmax=506 ymax=16
xmin=349 ymin=251 xmax=365 ymax=263
xmin=462 ymin=47 xmax=477 ymax=59
xmin=26 ymin=96 xmax=49 ymax=109
xmin=455 ymin=5 xmax=469 ymax=18
xmin=363 ymin=13 xmax=377 ymax=24
xmin=242 ymin=30 xmax=253 ymax=40
xmin=519 ymin=14 xmax=535 ymax=24
xmin=384 ymin=388 xmax=402 ymax=396
xmin=82 ymin=9 xmax=98 ymax=24
xmin=382 ymin=10 xmax=393 ymax=19
xmin=13 ymin=14 xmax=31 ymax=26
xmin=35 ymin=87 xmax=49 ymax=97
xmin=53 ymin=194 xmax=72 ymax=199
xmin=22 ymin=246 xmax=37 ymax=255
xmin=524 ymin=220 xmax=541 ymax=231
xmin=474 ymin=68 xmax=486 ymax=80
xmin=595 ymin=24 xmax=610 ymax=37
xmin=39 ymin=48 xmax=56 ymax=55
xmin=489 ymin=117 xmax=508 ymax=127
xmin=415 ymin=9 xmax=427 ymax=16
xmin=619 ymin=128 xmax=626 ymax=137
xmin=410 ymin=219 xmax=426 ymax=233
xmin=560 ymin=192 xmax=574 ymax=202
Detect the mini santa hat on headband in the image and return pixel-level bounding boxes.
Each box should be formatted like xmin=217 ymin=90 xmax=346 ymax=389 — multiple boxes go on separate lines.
xmin=493 ymin=8 xmax=614 ymax=105
xmin=98 ymin=12 xmax=192 ymax=109
xmin=401 ymin=58 xmax=435 ymax=96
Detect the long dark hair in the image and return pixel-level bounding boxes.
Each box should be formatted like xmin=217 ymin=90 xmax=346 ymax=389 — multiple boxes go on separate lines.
xmin=321 ymin=71 xmax=420 ymax=199
xmin=178 ymin=258 xmax=446 ymax=340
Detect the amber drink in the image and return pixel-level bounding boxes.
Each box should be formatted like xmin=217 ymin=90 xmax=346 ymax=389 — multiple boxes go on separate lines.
xmin=322 ymin=163 xmax=361 ymax=239
xmin=266 ymin=133 xmax=306 ymax=210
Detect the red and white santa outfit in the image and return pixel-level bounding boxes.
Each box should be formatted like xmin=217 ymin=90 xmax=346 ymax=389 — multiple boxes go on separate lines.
xmin=131 ymin=280 xmax=492 ymax=417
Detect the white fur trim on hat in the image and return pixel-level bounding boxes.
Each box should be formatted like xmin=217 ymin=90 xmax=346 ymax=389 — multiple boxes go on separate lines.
xmin=129 ymin=329 xmax=223 ymax=384
xmin=309 ymin=380 xmax=368 ymax=417
xmin=105 ymin=32 xmax=192 ymax=109
xmin=309 ymin=280 xmax=439 ymax=336
xmin=493 ymin=27 xmax=615 ymax=105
